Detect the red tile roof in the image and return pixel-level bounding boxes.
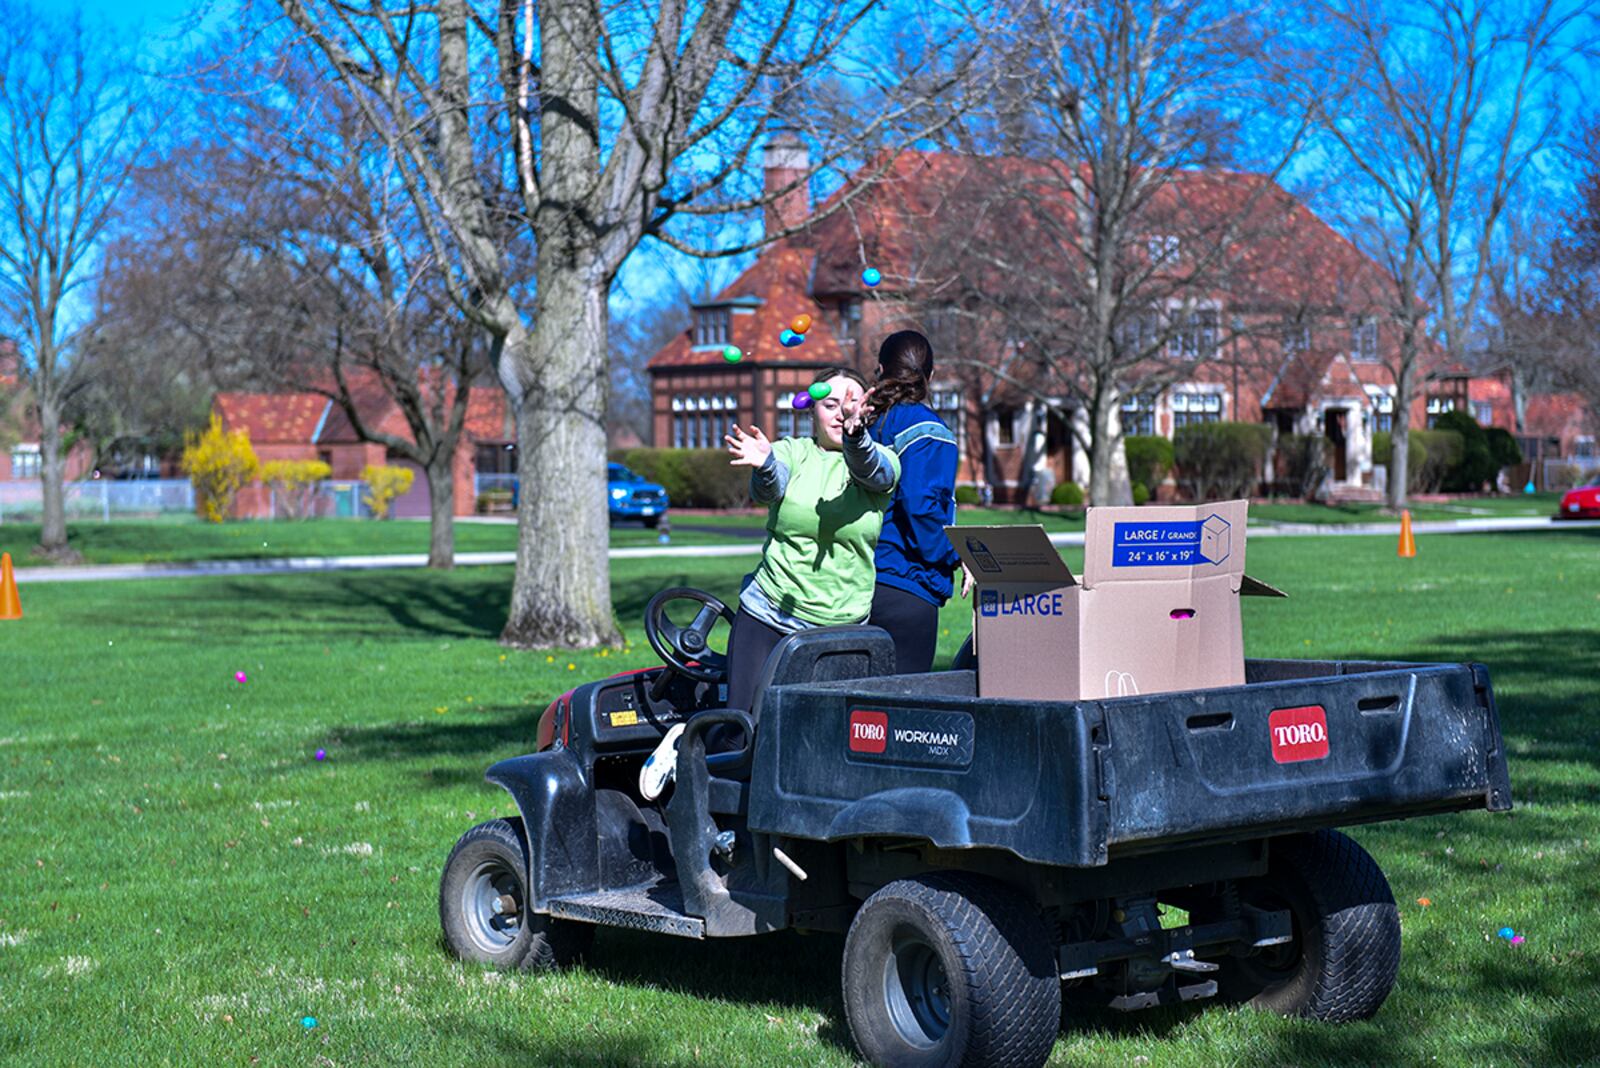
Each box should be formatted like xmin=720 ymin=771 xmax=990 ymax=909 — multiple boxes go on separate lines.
xmin=215 ymin=392 xmax=330 ymax=444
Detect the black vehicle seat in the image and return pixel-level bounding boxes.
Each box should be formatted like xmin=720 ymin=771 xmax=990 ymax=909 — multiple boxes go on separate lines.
xmin=702 ymin=626 xmax=896 ymax=809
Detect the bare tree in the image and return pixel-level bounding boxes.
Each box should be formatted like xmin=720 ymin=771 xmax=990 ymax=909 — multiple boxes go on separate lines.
xmin=892 ymin=0 xmax=1309 ymax=505
xmin=1531 ymin=117 xmax=1600 ymax=425
xmin=0 ymin=4 xmax=150 ymax=558
xmin=270 ymin=0 xmax=997 ymax=648
xmin=1305 ymin=0 xmax=1589 ymax=507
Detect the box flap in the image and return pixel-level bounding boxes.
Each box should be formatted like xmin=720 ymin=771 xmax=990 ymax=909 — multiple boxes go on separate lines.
xmin=1082 ymin=500 xmax=1249 ymax=588
xmin=945 ymin=525 xmax=1077 ymax=586
xmin=1239 ymin=574 xmax=1288 ymax=598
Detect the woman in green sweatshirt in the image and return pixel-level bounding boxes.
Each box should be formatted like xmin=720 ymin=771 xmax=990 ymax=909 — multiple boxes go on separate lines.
xmin=639 ymin=366 xmax=899 ymax=799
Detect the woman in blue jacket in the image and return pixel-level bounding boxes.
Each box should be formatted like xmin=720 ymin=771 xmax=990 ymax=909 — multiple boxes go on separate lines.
xmin=866 ymin=330 xmax=961 ymax=674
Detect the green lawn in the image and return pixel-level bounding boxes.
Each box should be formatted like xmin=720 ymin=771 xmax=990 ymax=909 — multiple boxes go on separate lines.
xmin=0 ymin=517 xmax=728 ymax=565
xmin=3 ymin=532 xmax=1599 ymax=1065
xmin=0 ymin=492 xmax=1567 ymax=568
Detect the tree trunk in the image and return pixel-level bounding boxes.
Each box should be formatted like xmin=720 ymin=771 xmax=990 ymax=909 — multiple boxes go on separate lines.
xmin=499 ymin=274 xmax=621 ymax=649
xmin=1387 ymin=342 xmax=1417 ymax=510
xmin=36 ymin=397 xmax=71 ymax=557
xmin=1087 ymin=386 xmax=1133 ymax=507
xmin=425 ymin=457 xmax=456 ymax=570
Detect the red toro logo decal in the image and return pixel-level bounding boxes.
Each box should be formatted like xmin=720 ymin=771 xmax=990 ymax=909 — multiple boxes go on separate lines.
xmin=1269 ymin=705 xmax=1329 ymax=764
xmin=848 ymin=710 xmax=889 ymax=754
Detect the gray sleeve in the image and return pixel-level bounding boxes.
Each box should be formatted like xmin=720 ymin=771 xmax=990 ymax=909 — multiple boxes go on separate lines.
xmin=842 ymin=429 xmax=900 ymax=493
xmin=749 ymin=452 xmax=790 ymax=503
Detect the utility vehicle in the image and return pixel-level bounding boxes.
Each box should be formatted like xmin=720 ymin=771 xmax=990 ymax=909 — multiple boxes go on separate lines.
xmin=440 ymin=587 xmax=1510 ymax=1068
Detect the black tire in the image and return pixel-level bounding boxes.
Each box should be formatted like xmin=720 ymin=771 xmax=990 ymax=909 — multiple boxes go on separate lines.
xmin=842 ymin=873 xmax=1060 ymax=1068
xmin=438 ymin=818 xmax=593 ymax=971
xmin=1217 ymin=829 xmax=1400 ymax=1021
xmin=643 ymin=515 xmax=661 ymax=529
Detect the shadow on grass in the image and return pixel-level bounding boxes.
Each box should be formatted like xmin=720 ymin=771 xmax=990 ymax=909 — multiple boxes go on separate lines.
xmin=328 ymin=704 xmax=538 ymax=782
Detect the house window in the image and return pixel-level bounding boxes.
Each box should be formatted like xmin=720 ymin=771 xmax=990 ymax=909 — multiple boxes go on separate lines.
xmin=932 ymin=389 xmax=965 ymax=457
xmin=1425 ymin=396 xmax=1456 ymax=427
xmin=837 ymin=299 xmax=862 ymax=345
xmin=1575 ymin=436 xmax=1596 ymax=458
xmin=1117 ymin=310 xmax=1160 ymax=356
xmin=1171 ymin=390 xmax=1223 ymax=429
xmin=693 ymin=307 xmax=730 ymax=347
xmin=1473 ymin=401 xmax=1493 ymax=425
xmin=775 ymin=393 xmax=814 ymax=439
xmin=1169 ymin=308 xmax=1218 ymax=360
xmin=1147 ymin=234 xmax=1180 ymax=264
xmin=1120 ymin=392 xmax=1158 ymax=437
xmin=10 ymin=444 xmax=40 ymax=479
xmin=1351 ymin=317 xmax=1379 ymax=362
xmin=1370 ymin=392 xmax=1394 ymax=434
xmin=671 ymin=394 xmax=737 ymax=448
xmin=994 ymin=408 xmax=1019 ymax=448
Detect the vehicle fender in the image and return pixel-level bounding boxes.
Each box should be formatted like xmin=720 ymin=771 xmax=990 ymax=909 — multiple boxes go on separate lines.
xmin=485 ymin=748 xmax=598 ymax=907
xmin=824 ymin=788 xmax=972 ymax=848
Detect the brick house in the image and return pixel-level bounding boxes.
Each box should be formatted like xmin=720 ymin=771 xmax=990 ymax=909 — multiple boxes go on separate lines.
xmin=212 ymin=378 xmax=513 ymax=518
xmin=647 ymin=142 xmax=1594 ymax=501
xmin=0 ymin=343 xmax=95 ymax=484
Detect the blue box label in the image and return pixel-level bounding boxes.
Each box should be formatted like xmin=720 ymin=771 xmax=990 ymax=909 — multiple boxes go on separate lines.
xmin=1113 ymin=516 xmax=1230 ymax=567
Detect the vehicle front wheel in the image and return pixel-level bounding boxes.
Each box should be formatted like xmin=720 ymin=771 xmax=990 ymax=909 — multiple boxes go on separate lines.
xmin=842 ymin=873 xmax=1060 ymax=1068
xmin=438 ymin=818 xmax=593 ymax=971
xmin=643 ymin=515 xmax=661 ymax=529
xmin=1217 ymin=828 xmax=1401 ymax=1021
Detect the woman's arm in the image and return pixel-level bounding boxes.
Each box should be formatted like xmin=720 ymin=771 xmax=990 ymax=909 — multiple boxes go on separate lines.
xmin=727 ymin=425 xmax=789 ymax=503
xmin=842 ymin=428 xmax=900 ymax=493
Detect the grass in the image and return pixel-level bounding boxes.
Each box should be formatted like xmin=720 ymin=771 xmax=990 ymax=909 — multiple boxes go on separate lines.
xmin=0 ymin=517 xmax=730 ymax=566
xmin=3 ymin=531 xmax=1599 ymax=1065
xmin=0 ymin=492 xmax=1567 ymax=568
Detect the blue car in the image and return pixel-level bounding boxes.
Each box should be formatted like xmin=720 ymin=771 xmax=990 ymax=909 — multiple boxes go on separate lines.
xmin=608 ymin=463 xmax=669 ymax=528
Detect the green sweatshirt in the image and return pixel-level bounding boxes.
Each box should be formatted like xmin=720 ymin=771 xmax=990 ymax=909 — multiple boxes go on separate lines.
xmin=750 ymin=434 xmax=900 ymax=626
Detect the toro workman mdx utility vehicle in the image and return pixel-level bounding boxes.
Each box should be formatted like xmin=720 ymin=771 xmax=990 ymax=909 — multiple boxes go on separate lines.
xmin=440 ymin=587 xmax=1510 ymax=1068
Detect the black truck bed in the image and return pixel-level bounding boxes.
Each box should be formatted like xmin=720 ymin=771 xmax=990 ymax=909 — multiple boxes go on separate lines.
xmin=745 ymin=659 xmax=1511 ymax=868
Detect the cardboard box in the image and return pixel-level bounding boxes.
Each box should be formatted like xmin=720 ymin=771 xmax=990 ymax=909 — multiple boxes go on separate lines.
xmin=947 ymin=500 xmax=1284 ymax=701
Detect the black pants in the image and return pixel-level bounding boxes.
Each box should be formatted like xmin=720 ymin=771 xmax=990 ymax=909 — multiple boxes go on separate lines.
xmin=726 ymin=607 xmax=788 ymax=715
xmin=869 ymin=583 xmax=940 ymax=675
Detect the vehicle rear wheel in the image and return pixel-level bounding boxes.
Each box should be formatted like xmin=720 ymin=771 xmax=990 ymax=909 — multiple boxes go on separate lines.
xmin=842 ymin=873 xmax=1059 ymax=1068
xmin=1217 ymin=829 xmax=1400 ymax=1021
xmin=439 ymin=818 xmax=593 ymax=971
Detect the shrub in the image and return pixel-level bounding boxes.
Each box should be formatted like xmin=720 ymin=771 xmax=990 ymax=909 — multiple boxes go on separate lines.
xmin=181 ymin=415 xmax=259 ymax=523
xmin=1276 ymin=434 xmax=1330 ymax=500
xmin=1131 ymin=481 xmax=1150 ymax=506
xmin=954 ymin=485 xmax=980 ymax=506
xmin=1486 ymin=427 xmax=1523 ymax=471
xmin=616 ymin=448 xmax=748 ymax=508
xmin=1173 ymin=421 xmax=1272 ymax=500
xmin=260 ymin=459 xmax=331 ymax=520
xmin=1050 ymin=481 xmax=1085 ymax=507
xmin=1410 ymin=429 xmax=1463 ymax=492
xmin=1123 ymin=435 xmax=1174 ymax=496
xmin=362 ymin=464 xmax=415 ymax=518
xmin=1372 ymin=429 xmax=1427 ymax=490
xmin=1432 ymin=410 xmax=1496 ymax=491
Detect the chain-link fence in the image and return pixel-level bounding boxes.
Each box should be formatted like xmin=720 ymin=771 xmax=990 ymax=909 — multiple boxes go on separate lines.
xmin=269 ymin=480 xmax=372 ymax=520
xmin=0 ymin=479 xmax=195 ymax=522
xmin=1543 ymin=457 xmax=1600 ymax=491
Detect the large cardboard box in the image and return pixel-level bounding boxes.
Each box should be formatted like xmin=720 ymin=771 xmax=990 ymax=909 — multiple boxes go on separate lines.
xmin=947 ymin=500 xmax=1283 ymax=701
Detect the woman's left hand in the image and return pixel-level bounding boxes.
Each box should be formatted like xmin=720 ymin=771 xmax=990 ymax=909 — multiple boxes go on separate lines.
xmin=840 ymin=386 xmax=875 ymax=437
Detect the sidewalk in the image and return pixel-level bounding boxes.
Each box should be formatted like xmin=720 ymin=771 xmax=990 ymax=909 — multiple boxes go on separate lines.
xmin=12 ymin=515 xmax=1598 ymax=584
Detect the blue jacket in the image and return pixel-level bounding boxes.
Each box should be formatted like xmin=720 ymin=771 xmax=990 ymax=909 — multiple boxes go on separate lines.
xmin=869 ymin=402 xmax=960 ymax=605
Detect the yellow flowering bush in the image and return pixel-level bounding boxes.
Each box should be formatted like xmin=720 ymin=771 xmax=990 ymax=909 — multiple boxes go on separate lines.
xmin=362 ymin=464 xmax=415 ymax=519
xmin=181 ymin=415 xmax=259 ymax=523
xmin=260 ymin=459 xmax=332 ymax=520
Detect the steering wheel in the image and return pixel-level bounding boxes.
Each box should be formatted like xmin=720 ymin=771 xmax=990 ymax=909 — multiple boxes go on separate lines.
xmin=644 ymin=587 xmax=735 ymax=687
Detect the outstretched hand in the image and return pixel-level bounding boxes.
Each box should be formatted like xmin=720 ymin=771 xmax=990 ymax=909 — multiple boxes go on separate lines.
xmin=959 ymin=563 xmax=975 ymax=599
xmin=725 ymin=424 xmax=773 ymax=468
xmin=841 ymin=386 xmax=876 ymax=436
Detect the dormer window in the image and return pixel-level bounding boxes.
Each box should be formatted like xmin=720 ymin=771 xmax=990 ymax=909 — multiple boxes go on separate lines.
xmin=1350 ymin=317 xmax=1378 ymax=361
xmin=837 ymin=299 xmax=862 ymax=344
xmin=1147 ymin=234 xmax=1180 ymax=264
xmin=693 ymin=307 xmax=730 ymax=347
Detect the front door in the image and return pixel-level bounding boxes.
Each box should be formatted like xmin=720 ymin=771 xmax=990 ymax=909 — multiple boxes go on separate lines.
xmin=1324 ymin=409 xmax=1348 ymax=482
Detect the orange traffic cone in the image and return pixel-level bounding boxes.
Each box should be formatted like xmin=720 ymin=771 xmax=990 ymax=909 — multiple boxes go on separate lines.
xmin=1397 ymin=510 xmax=1417 ymax=559
xmin=0 ymin=552 xmax=21 ymax=620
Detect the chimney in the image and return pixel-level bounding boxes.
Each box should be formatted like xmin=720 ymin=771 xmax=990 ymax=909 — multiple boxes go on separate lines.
xmin=764 ymin=130 xmax=810 ymax=241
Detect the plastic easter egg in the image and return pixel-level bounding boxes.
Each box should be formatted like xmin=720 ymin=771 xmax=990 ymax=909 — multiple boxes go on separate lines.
xmin=808 ymin=382 xmax=831 ymax=401
xmin=862 ymin=267 xmax=881 ymax=287
xmin=722 ymin=345 xmax=742 ymax=362
xmin=791 ymin=314 xmax=812 ymax=334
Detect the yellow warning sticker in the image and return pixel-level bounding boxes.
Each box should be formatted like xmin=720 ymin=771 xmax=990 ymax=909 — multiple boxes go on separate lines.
xmin=608 ymin=710 xmax=638 ymax=727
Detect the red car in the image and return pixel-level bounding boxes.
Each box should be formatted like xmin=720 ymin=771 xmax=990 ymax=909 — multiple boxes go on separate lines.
xmin=1558 ymin=483 xmax=1600 ymax=518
